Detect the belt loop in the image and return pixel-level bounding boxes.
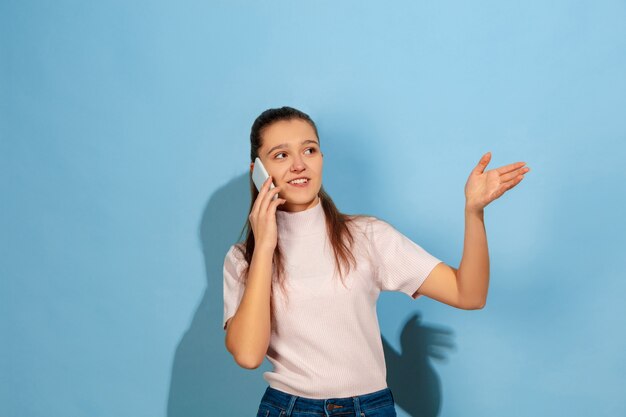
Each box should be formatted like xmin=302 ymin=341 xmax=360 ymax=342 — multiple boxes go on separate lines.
xmin=352 ymin=395 xmax=362 ymax=417
xmin=284 ymin=393 xmax=298 ymax=417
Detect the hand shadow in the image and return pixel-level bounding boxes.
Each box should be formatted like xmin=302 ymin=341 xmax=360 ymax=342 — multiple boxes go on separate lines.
xmin=383 ymin=312 xmax=456 ymax=417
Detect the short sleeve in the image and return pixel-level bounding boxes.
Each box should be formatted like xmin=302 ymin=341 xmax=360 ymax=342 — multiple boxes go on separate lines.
xmin=223 ymin=244 xmax=248 ymax=331
xmin=368 ymin=219 xmax=443 ymax=299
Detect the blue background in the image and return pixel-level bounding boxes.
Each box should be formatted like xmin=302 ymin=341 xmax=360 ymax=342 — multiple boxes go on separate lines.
xmin=2 ymin=1 xmax=625 ymax=416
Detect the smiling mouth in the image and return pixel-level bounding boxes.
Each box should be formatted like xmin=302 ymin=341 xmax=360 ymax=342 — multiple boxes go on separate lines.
xmin=287 ymin=178 xmax=311 ymax=187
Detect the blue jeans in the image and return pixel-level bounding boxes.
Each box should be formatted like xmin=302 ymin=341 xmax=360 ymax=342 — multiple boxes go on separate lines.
xmin=256 ymin=385 xmax=398 ymax=417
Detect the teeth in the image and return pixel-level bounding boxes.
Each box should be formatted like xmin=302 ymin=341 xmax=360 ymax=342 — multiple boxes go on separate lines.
xmin=289 ymin=178 xmax=308 ymax=184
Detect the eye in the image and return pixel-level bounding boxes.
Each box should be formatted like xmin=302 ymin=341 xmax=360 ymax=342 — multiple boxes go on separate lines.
xmin=274 ymin=148 xmax=317 ymax=159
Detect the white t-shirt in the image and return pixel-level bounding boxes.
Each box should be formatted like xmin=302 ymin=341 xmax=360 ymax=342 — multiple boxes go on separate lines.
xmin=223 ymin=198 xmax=442 ymax=398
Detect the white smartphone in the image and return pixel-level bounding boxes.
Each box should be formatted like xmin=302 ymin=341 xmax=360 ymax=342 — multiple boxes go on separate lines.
xmin=252 ymin=157 xmax=278 ymax=200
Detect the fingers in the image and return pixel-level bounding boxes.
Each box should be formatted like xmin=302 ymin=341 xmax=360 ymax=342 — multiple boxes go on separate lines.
xmin=496 ymin=161 xmax=527 ymax=175
xmin=500 ymin=165 xmax=530 ymax=182
xmin=253 ymin=176 xmax=282 ymax=220
xmin=251 ymin=176 xmax=275 ymax=219
xmin=496 ymin=172 xmax=526 ymax=197
xmin=474 ymin=152 xmax=491 ymax=174
xmin=269 ymin=195 xmax=287 ymax=213
xmin=260 ymin=178 xmax=282 ymax=212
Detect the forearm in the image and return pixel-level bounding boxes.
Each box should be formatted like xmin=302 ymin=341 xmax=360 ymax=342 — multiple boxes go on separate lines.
xmin=457 ymin=207 xmax=490 ymax=309
xmin=225 ymin=247 xmax=273 ymax=368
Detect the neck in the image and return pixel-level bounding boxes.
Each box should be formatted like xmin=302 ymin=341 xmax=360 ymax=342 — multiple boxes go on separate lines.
xmin=279 ymin=195 xmax=321 ymax=213
xmin=276 ymin=196 xmax=326 ymax=238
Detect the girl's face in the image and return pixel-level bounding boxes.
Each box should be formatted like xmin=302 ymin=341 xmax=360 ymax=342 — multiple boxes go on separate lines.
xmin=250 ymin=119 xmax=323 ymax=213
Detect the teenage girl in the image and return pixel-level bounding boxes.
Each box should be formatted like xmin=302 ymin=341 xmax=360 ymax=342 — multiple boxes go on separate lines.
xmin=223 ymin=106 xmax=529 ymax=417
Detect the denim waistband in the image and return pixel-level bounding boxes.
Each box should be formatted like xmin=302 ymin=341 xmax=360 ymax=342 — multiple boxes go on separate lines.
xmin=259 ymin=385 xmax=395 ymax=416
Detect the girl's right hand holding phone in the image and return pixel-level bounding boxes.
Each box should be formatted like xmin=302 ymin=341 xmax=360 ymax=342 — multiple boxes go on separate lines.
xmin=249 ymin=176 xmax=287 ymax=252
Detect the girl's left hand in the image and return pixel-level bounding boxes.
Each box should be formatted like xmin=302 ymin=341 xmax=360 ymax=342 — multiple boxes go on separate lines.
xmin=464 ymin=152 xmax=530 ymax=213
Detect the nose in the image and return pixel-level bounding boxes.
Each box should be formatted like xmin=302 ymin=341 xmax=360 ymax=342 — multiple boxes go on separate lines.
xmin=290 ymin=154 xmax=306 ymax=171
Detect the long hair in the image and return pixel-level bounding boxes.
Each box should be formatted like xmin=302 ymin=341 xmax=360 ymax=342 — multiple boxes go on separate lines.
xmin=234 ymin=106 xmax=367 ymax=331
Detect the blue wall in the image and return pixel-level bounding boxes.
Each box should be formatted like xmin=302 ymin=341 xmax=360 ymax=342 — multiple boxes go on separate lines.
xmin=2 ymin=1 xmax=625 ymax=416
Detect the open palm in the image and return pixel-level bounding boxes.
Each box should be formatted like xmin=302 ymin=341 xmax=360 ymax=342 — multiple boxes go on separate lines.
xmin=464 ymin=152 xmax=530 ymax=212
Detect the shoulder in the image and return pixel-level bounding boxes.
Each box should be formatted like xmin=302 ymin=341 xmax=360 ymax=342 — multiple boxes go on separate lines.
xmin=343 ymin=214 xmax=374 ymax=233
xmin=223 ymin=243 xmax=249 ymax=283
xmin=346 ymin=214 xmax=392 ymax=230
xmin=343 ymin=214 xmax=397 ymax=239
xmin=224 ymin=242 xmax=247 ymax=266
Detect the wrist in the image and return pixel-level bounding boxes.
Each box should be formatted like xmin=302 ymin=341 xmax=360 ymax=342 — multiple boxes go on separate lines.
xmin=465 ymin=205 xmax=484 ymax=216
xmin=254 ymin=244 xmax=276 ymax=257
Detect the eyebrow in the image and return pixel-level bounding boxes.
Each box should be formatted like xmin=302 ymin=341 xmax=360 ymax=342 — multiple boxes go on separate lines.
xmin=266 ymin=139 xmax=319 ymax=156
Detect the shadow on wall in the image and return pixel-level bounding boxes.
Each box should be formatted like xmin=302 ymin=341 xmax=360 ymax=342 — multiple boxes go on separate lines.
xmin=385 ymin=312 xmax=456 ymax=417
xmin=166 ymin=173 xmax=265 ymax=417
xmin=165 ymin=173 xmax=456 ymax=417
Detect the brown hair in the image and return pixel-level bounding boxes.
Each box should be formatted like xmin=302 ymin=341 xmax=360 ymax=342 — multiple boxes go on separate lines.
xmin=234 ymin=106 xmax=369 ymax=331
